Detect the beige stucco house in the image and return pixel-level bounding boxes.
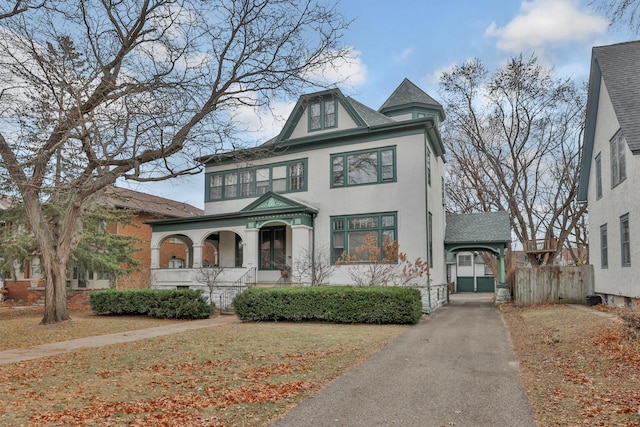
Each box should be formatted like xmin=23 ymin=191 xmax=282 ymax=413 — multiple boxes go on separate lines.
xmin=147 ymin=79 xmax=451 ymax=310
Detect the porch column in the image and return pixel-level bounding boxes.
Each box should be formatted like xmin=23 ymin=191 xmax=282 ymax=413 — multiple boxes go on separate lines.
xmin=244 ymin=228 xmax=259 ymax=269
xmin=150 ymin=247 xmax=160 ymax=269
xmin=291 ymin=225 xmax=312 ymax=284
xmin=495 ymin=249 xmax=511 ymax=305
xmin=192 ymin=245 xmax=203 ymax=269
xmin=498 ymin=252 xmax=506 ymax=284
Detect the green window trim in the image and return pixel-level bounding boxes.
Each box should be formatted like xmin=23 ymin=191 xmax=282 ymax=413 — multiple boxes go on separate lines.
xmin=330 ymin=146 xmax=396 ymax=188
xmin=620 ymin=213 xmax=631 ymax=267
xmin=206 ymin=158 xmax=308 ymax=202
xmin=610 ymin=131 xmax=627 ymax=188
xmin=308 ymin=99 xmax=338 ymax=131
xmin=600 ymin=224 xmax=608 ymax=269
xmin=331 ymin=212 xmax=398 ymax=264
xmin=595 ymin=153 xmax=602 ymax=200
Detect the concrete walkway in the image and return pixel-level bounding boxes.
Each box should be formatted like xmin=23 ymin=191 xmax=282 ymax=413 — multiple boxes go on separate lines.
xmin=271 ymin=293 xmax=536 ymax=427
xmin=0 ymin=315 xmax=240 ymax=365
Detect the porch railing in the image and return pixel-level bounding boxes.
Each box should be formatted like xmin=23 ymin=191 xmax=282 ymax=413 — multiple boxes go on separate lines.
xmin=218 ymin=267 xmax=256 ymax=311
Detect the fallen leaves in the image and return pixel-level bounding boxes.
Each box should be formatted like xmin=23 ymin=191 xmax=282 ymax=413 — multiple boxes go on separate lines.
xmin=502 ymin=304 xmax=640 ymax=427
xmin=0 ymin=321 xmax=407 ymax=426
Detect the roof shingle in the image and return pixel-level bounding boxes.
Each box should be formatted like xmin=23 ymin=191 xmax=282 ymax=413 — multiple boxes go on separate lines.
xmin=445 ymin=212 xmax=511 ymax=244
xmin=593 ymin=40 xmax=640 ymax=154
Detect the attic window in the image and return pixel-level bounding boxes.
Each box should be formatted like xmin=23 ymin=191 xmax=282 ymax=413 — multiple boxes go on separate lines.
xmin=309 ymin=99 xmax=337 ymax=131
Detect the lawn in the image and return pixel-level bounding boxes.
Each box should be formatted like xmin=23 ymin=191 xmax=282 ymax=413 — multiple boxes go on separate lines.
xmin=501 ymin=304 xmax=640 ymax=427
xmin=0 ymin=308 xmax=407 ymax=426
xmin=2 ymin=304 xmax=640 ymax=426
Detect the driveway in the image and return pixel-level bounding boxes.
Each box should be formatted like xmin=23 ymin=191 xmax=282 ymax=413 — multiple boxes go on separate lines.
xmin=271 ymin=293 xmax=536 ymax=427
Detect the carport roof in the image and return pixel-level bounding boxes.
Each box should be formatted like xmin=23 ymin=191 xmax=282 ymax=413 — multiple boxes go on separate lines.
xmin=445 ymin=212 xmax=511 ymax=245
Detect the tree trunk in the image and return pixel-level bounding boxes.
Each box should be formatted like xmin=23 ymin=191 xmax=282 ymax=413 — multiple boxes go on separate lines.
xmin=41 ymin=259 xmax=70 ymax=324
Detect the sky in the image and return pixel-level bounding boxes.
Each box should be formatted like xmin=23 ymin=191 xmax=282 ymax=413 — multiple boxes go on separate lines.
xmin=126 ymin=0 xmax=636 ymax=210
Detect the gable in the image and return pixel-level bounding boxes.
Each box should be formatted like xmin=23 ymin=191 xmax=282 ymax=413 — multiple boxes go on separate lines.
xmin=241 ymin=191 xmax=317 ymax=214
xmin=578 ymin=40 xmax=640 ymax=202
xmin=276 ymin=89 xmax=367 ymax=143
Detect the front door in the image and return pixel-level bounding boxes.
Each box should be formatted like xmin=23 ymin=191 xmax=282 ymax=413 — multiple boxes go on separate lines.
xmin=260 ymin=226 xmax=286 ymax=270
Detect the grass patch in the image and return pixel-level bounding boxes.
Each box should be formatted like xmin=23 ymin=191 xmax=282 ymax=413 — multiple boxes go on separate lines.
xmin=0 ymin=311 xmax=407 ymax=426
xmin=0 ymin=307 xmax=184 ymax=351
xmin=501 ymin=304 xmax=640 ymax=426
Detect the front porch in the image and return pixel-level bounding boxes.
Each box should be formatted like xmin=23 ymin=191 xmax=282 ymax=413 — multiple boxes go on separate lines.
xmin=146 ymin=192 xmax=318 ymax=306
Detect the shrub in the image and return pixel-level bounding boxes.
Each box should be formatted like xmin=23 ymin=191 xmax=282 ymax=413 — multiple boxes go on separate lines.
xmin=90 ymin=289 xmax=212 ymax=320
xmin=232 ymin=286 xmax=422 ymax=324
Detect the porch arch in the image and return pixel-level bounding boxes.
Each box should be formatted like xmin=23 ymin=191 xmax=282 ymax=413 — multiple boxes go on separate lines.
xmin=157 ymin=234 xmax=194 ymax=269
xmin=444 ymin=212 xmax=511 ymax=289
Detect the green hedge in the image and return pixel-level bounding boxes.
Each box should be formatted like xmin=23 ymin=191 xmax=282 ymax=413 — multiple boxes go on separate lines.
xmin=89 ymin=289 xmax=212 ymax=320
xmin=232 ymin=286 xmax=422 ymax=324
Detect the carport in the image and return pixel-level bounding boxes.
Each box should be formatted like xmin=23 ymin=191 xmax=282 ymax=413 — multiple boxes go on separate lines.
xmin=445 ymin=212 xmax=511 ymax=293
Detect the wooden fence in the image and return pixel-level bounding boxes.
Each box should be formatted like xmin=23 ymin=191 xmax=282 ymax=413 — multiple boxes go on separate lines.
xmin=513 ymin=265 xmax=594 ymax=305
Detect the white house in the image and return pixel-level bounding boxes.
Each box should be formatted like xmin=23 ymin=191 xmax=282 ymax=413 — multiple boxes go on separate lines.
xmin=578 ymin=41 xmax=640 ymax=308
xmin=147 ymin=79 xmax=452 ymax=310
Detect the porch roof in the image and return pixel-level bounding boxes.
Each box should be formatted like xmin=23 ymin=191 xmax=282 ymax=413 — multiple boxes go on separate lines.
xmin=145 ymin=192 xmax=318 ymax=231
xmin=444 ymin=211 xmax=511 ymax=253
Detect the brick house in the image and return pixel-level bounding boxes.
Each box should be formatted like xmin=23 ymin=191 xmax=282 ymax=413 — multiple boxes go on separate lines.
xmin=1 ymin=186 xmax=203 ymax=302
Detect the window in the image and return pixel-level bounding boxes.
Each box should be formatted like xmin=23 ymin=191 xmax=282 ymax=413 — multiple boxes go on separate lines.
xmin=210 ymin=175 xmax=223 ymax=200
xmin=331 ymin=147 xmax=396 ymax=187
xmin=600 ymin=224 xmax=608 ymax=269
xmin=289 ymin=162 xmax=305 ymax=191
xmin=620 ymin=214 xmax=630 ymax=267
xmin=259 ymin=227 xmax=286 ymax=270
xmin=458 ymin=254 xmax=472 ymax=267
xmin=331 ymin=212 xmax=397 ymax=263
xmin=240 ymin=171 xmax=254 ymax=197
xmin=168 ymin=258 xmax=184 ymax=269
xmin=309 ymin=99 xmax=337 ymax=131
xmin=206 ymin=159 xmax=307 ymax=201
xmin=595 ymin=153 xmax=602 ymax=200
xmin=224 ymin=172 xmax=238 ymax=198
xmin=256 ymin=168 xmax=270 ymax=195
xmin=610 ymin=132 xmax=627 ymax=187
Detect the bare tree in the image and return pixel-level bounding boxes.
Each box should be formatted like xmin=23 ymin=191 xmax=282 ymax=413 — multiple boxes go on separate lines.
xmin=440 ymin=55 xmax=588 ymax=266
xmin=0 ymin=0 xmax=350 ymax=324
xmin=292 ymin=246 xmax=335 ymax=286
xmin=0 ymin=1 xmax=47 ymax=20
xmin=195 ymin=265 xmax=226 ymax=308
xmin=590 ymin=0 xmax=640 ymax=33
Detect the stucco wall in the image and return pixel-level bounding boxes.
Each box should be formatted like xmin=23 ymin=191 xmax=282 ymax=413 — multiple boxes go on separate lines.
xmin=201 ymin=129 xmax=447 ymax=287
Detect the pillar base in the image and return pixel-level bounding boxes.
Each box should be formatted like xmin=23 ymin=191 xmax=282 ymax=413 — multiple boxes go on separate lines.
xmin=494 ymin=283 xmax=511 ymax=305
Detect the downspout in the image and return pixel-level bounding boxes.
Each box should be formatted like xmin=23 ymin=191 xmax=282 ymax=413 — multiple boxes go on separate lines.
xmin=311 ymin=213 xmax=316 ymax=286
xmin=424 ymin=127 xmax=431 ymax=313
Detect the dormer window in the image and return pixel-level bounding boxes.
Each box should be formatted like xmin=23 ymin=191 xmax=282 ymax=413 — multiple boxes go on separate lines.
xmin=309 ymin=99 xmax=337 ymax=131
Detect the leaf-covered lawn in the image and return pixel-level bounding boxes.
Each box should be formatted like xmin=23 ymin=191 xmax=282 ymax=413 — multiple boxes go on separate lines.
xmin=0 ymin=318 xmax=406 ymax=426
xmin=501 ymin=304 xmax=640 ymax=427
xmin=0 ymin=307 xmax=184 ymax=351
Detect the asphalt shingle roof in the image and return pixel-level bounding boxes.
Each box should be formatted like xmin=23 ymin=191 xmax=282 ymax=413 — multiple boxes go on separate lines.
xmin=445 ymin=212 xmax=511 ymax=244
xmin=346 ymin=97 xmax=395 ymax=126
xmin=593 ymin=41 xmax=640 ymax=153
xmin=105 ymin=186 xmax=203 ymax=218
xmin=379 ymin=78 xmax=443 ymax=112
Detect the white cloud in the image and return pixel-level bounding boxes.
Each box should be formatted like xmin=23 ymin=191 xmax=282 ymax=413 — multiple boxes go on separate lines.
xmin=485 ymin=0 xmax=608 ymax=52
xmin=425 ymin=62 xmax=458 ymax=86
xmin=310 ymin=47 xmax=368 ymax=90
xmin=395 ymin=47 xmax=414 ymax=62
